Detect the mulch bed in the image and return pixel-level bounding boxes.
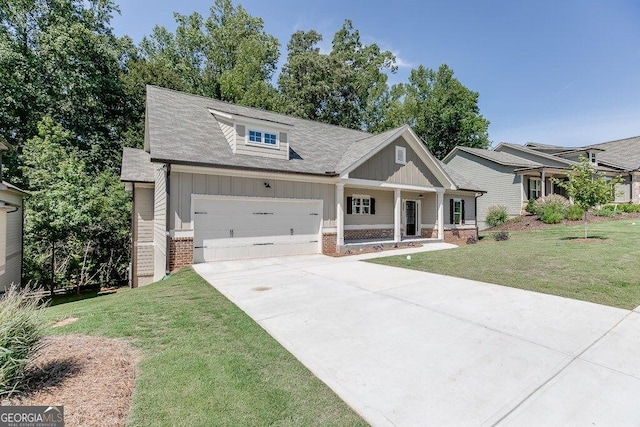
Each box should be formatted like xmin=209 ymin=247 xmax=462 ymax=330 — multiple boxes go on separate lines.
xmin=490 ymin=212 xmax=640 ymax=232
xmin=2 ymin=334 xmax=139 ymax=427
xmin=327 ymin=242 xmax=424 ymax=257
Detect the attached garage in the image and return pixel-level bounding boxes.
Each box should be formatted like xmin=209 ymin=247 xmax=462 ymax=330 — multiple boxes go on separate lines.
xmin=192 ymin=195 xmax=323 ymax=262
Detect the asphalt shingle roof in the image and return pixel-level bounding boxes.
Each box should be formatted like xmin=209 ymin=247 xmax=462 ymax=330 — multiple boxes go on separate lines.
xmin=146 ymin=85 xmax=378 ymax=176
xmin=587 ymin=136 xmax=640 ymax=171
xmin=440 ymin=162 xmax=484 ymax=192
xmin=455 ymin=146 xmax=543 ymax=168
xmin=121 ymin=147 xmax=154 ymax=183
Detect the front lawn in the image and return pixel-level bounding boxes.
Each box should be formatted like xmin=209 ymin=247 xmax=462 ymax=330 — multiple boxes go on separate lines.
xmin=45 ymin=268 xmax=366 ymax=426
xmin=369 ymin=219 xmax=640 ymax=309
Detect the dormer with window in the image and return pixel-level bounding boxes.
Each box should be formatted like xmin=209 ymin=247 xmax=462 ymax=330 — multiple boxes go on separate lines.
xmin=209 ymin=109 xmax=292 ymax=160
xmin=588 ymin=151 xmax=597 ymax=165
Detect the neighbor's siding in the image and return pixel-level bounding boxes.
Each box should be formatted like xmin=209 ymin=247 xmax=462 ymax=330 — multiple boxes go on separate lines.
xmin=153 ymin=164 xmax=167 ymax=281
xmin=234 ymin=124 xmax=289 ymax=160
xmin=445 ymin=151 xmax=522 ymax=229
xmin=615 ymin=176 xmax=631 ymax=202
xmin=0 ymin=190 xmax=23 ymax=291
xmin=133 ymin=186 xmax=154 ymax=286
xmin=350 ymin=136 xmax=443 ymax=187
xmin=170 ymin=172 xmax=336 ymax=231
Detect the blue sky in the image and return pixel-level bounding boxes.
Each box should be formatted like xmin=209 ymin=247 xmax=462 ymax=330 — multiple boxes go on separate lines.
xmin=111 ymin=0 xmax=640 ymax=147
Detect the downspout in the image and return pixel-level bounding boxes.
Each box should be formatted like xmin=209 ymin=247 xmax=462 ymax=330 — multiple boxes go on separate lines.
xmin=475 ymin=192 xmax=483 ymax=237
xmin=165 ymin=164 xmax=171 ymax=277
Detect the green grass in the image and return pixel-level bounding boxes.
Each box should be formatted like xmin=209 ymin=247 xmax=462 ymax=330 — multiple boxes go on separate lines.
xmin=369 ymin=219 xmax=640 ymax=309
xmin=45 ymin=268 xmax=366 ymax=426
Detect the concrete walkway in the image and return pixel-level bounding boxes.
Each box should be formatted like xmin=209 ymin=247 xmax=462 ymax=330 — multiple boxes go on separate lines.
xmin=194 ymin=248 xmax=640 ymax=426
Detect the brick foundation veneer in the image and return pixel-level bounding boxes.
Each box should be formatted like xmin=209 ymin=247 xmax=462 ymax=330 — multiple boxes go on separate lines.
xmin=322 ymin=233 xmax=337 ymax=254
xmin=169 ymin=237 xmax=194 ymax=271
xmin=421 ymin=227 xmax=478 ymax=244
xmin=343 ymin=228 xmax=394 ymax=241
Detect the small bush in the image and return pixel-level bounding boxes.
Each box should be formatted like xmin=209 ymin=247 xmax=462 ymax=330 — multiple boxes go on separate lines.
xmin=593 ymin=208 xmax=616 ymax=217
xmin=0 ymin=286 xmax=47 ymax=396
xmin=485 ymin=205 xmax=508 ymax=227
xmin=618 ymin=203 xmax=640 ymax=213
xmin=525 ymin=198 xmax=537 ymax=215
xmin=492 ymin=231 xmax=510 ymax=241
xmin=566 ymin=205 xmax=584 ymax=221
xmin=533 ymin=194 xmax=569 ymax=215
xmin=466 ymin=236 xmax=478 ymax=245
xmin=540 ymin=209 xmax=564 ymax=224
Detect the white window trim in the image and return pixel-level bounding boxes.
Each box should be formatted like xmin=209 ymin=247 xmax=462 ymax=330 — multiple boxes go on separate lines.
xmin=402 ymin=199 xmax=421 ymax=236
xmin=351 ymin=194 xmax=371 ymax=215
xmin=529 ymin=178 xmax=541 ymax=199
xmin=395 ymin=146 xmax=406 ymax=165
xmin=246 ymin=128 xmax=280 ymax=150
xmin=589 ymin=152 xmax=597 ymax=163
xmin=452 ymin=198 xmax=463 ymax=226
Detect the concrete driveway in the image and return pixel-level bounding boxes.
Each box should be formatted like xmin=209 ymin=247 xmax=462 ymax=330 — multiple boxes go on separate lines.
xmin=194 ymin=247 xmax=640 ymax=426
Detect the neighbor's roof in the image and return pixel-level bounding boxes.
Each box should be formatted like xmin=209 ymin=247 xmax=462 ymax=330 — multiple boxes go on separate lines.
xmin=448 ymin=146 xmax=543 ymax=168
xmin=0 ymin=181 xmax=26 ymax=195
xmin=121 ymin=147 xmax=154 ymax=183
xmin=586 ymin=135 xmax=640 ymax=171
xmin=494 ymin=143 xmax=577 ymax=167
xmin=145 ymin=85 xmax=374 ymax=176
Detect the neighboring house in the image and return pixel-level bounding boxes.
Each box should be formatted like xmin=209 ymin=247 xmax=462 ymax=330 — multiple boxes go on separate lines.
xmin=443 ymin=138 xmax=639 ymax=229
xmin=121 ymin=86 xmax=483 ymax=286
xmin=0 ymin=141 xmax=25 ymax=290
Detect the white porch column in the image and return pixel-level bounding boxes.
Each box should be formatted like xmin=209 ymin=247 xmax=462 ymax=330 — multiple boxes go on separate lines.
xmin=437 ymin=191 xmax=444 ymax=240
xmin=394 ymin=188 xmax=402 ymax=243
xmin=336 ymin=183 xmax=345 ymax=246
xmin=541 ymin=170 xmax=546 ymax=197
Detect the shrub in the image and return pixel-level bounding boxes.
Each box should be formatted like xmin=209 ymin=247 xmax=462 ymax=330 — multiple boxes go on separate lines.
xmin=593 ymin=208 xmax=616 ymax=217
xmin=466 ymin=236 xmax=478 ymax=245
xmin=540 ymin=207 xmax=565 ymax=224
xmin=492 ymin=231 xmax=510 ymax=241
xmin=525 ymin=198 xmax=537 ymax=215
xmin=533 ymin=194 xmax=569 ymax=215
xmin=485 ymin=205 xmax=508 ymax=227
xmin=0 ymin=286 xmax=47 ymax=396
xmin=618 ymin=203 xmax=640 ymax=213
xmin=566 ymin=205 xmax=584 ymax=221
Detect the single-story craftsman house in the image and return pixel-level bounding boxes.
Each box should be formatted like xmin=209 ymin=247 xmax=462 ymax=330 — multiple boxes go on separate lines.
xmin=443 ymin=137 xmax=639 ymax=229
xmin=0 ymin=140 xmax=25 ymax=290
xmin=121 ymin=86 xmax=483 ymax=286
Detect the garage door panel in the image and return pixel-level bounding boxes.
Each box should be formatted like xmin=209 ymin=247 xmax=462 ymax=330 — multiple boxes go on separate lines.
xmin=193 ymin=196 xmax=322 ymax=263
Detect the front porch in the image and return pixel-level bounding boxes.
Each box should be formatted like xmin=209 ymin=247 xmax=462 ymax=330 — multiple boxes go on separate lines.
xmin=335 ymin=180 xmax=446 ymax=252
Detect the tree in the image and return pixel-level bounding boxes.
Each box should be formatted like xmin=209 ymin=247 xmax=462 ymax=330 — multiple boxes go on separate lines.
xmin=0 ymin=0 xmax=132 ymax=177
xmin=554 ymin=157 xmax=623 ymax=238
xmin=385 ymin=64 xmax=490 ymax=159
xmin=278 ymin=20 xmax=396 ymax=131
xmin=121 ymin=0 xmax=281 ymax=146
xmin=21 ymin=118 xmax=130 ymax=294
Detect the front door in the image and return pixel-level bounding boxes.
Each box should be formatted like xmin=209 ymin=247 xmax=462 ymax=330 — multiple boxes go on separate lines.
xmin=405 ymin=200 xmax=417 ymax=236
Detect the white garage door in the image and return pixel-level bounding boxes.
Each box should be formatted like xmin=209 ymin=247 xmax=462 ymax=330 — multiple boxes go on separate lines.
xmin=193 ymin=196 xmax=323 ymax=262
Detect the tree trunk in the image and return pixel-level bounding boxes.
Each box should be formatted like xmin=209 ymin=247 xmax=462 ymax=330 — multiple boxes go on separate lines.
xmin=583 ymin=210 xmax=588 ymax=239
xmin=50 ymin=241 xmax=55 ymax=297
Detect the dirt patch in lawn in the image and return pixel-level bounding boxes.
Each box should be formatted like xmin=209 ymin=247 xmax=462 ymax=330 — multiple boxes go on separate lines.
xmin=562 ymin=237 xmax=611 ymax=243
xmin=52 ymin=317 xmax=78 ymax=328
xmin=2 ymin=334 xmax=139 ymax=427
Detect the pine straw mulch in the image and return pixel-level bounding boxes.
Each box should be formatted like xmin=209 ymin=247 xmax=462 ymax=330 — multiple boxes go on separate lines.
xmin=2 ymin=334 xmax=140 ymax=427
xmin=489 ymin=212 xmax=640 ymax=232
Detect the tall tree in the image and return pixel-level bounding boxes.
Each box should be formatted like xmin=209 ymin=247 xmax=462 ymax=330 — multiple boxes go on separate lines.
xmin=21 ymin=118 xmax=130 ymax=293
xmin=121 ymin=0 xmax=281 ymax=147
xmin=0 ymin=0 xmax=131 ymax=176
xmin=386 ymin=64 xmax=490 ymax=159
xmin=278 ymin=20 xmax=396 ymax=131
